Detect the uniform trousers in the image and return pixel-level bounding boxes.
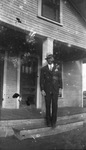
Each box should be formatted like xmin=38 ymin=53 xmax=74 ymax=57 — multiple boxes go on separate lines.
xmin=45 ymin=91 xmax=58 ymax=126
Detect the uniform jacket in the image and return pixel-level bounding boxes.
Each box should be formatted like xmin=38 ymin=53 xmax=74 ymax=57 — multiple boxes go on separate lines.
xmin=40 ymin=64 xmax=62 ymax=94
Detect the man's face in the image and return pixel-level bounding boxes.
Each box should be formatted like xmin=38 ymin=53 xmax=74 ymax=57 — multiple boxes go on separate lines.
xmin=47 ymin=57 xmax=54 ymax=64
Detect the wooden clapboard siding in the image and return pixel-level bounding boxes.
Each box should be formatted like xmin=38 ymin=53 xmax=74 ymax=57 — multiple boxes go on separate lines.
xmin=62 ymin=2 xmax=86 ymax=45
xmin=0 ymin=0 xmax=86 ymax=49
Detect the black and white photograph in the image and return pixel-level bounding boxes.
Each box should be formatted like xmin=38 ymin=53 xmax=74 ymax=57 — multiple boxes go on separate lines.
xmin=0 ymin=0 xmax=86 ymax=149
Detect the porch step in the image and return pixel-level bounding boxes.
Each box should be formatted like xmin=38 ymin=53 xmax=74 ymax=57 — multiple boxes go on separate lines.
xmin=13 ymin=122 xmax=83 ymax=140
xmin=12 ymin=113 xmax=86 ymax=140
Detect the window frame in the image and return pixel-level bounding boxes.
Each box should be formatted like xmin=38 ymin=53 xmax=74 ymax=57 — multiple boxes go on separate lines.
xmin=38 ymin=0 xmax=63 ymax=26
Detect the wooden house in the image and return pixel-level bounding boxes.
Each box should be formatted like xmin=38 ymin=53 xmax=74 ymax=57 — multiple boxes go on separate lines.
xmin=0 ymin=0 xmax=86 ymax=109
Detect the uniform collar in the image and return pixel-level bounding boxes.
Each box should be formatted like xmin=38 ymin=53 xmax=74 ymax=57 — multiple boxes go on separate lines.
xmin=48 ymin=63 xmax=54 ymax=70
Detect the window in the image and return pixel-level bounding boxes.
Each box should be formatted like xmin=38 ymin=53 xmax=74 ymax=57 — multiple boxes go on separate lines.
xmin=38 ymin=0 xmax=62 ymax=24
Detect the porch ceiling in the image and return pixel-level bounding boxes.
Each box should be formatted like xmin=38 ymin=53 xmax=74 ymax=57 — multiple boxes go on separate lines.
xmin=0 ymin=23 xmax=42 ymax=57
xmin=0 ymin=23 xmax=86 ymax=62
xmin=54 ymin=41 xmax=86 ymax=62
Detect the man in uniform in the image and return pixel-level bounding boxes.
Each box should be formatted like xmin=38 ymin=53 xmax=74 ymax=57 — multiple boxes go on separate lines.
xmin=40 ymin=54 xmax=62 ymax=128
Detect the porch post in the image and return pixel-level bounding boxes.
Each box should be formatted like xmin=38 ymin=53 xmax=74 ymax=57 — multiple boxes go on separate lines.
xmin=2 ymin=51 xmax=7 ymax=108
xmin=16 ymin=56 xmax=21 ymax=109
xmin=39 ymin=37 xmax=54 ymax=110
xmin=36 ymin=57 xmax=41 ymax=109
xmin=42 ymin=38 xmax=54 ymax=66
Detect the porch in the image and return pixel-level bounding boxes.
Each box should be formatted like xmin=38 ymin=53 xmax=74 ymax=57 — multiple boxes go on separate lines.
xmin=1 ymin=106 xmax=86 ymax=139
xmin=0 ymin=22 xmax=86 ymax=109
xmin=0 ymin=106 xmax=86 ymax=120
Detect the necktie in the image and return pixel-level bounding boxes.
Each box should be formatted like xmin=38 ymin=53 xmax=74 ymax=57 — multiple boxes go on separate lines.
xmin=50 ymin=65 xmax=52 ymax=71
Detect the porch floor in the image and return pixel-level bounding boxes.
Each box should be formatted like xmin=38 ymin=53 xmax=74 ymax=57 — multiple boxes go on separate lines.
xmin=0 ymin=105 xmax=86 ymax=120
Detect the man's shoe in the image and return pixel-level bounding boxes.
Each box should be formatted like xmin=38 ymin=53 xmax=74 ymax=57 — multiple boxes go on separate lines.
xmin=46 ymin=122 xmax=51 ymax=127
xmin=46 ymin=121 xmax=51 ymax=127
xmin=47 ymin=124 xmax=51 ymax=127
xmin=51 ymin=123 xmax=56 ymax=128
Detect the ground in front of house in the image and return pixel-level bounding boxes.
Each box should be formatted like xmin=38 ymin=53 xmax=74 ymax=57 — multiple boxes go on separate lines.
xmin=1 ymin=123 xmax=86 ymax=150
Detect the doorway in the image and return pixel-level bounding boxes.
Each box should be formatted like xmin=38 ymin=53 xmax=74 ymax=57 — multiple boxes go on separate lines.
xmin=20 ymin=55 xmax=38 ymax=106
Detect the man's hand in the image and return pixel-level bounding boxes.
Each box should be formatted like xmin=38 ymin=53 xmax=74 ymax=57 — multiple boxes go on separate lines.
xmin=41 ymin=90 xmax=46 ymax=96
xmin=59 ymin=88 xmax=62 ymax=95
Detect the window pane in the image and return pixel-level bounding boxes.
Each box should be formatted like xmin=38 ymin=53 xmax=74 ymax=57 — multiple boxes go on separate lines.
xmin=42 ymin=0 xmax=60 ymax=23
xmin=56 ymin=8 xmax=60 ymax=22
xmin=42 ymin=5 xmax=56 ymax=21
